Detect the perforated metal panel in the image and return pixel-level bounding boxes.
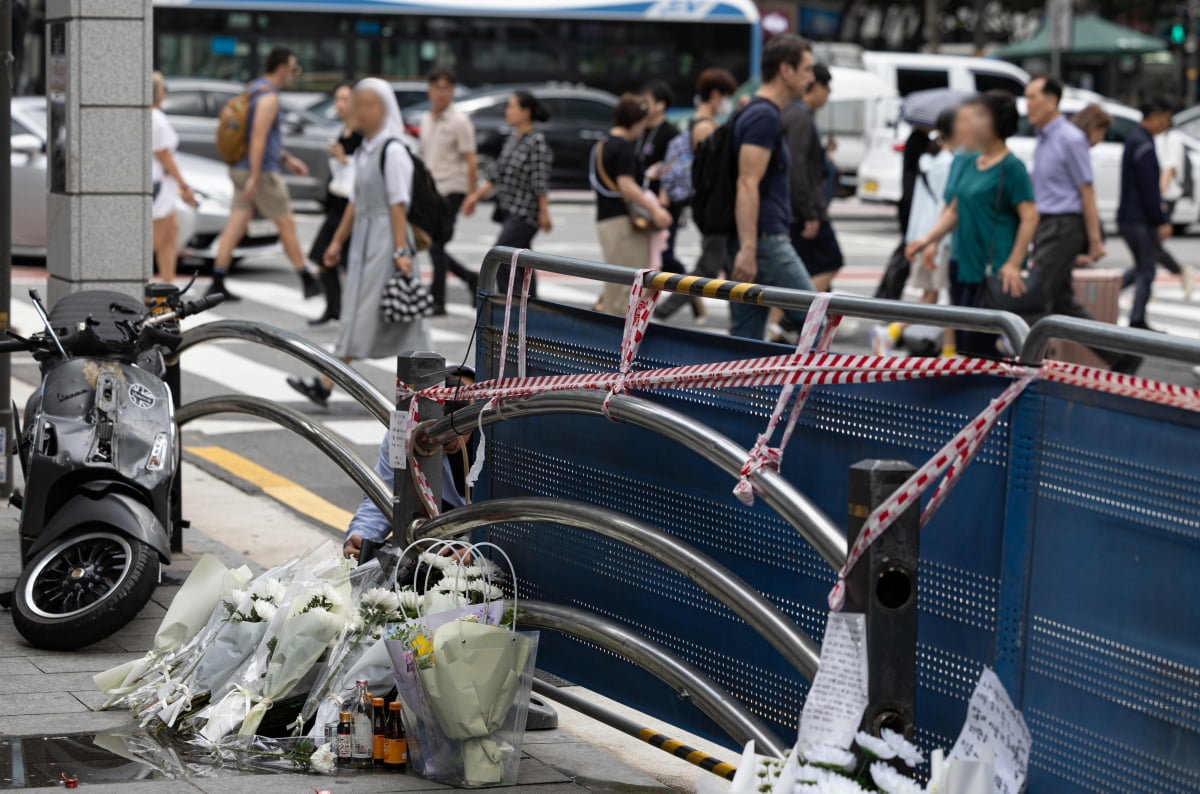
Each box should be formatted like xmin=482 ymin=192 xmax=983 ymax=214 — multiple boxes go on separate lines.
xmin=474 ymin=299 xmax=1200 ymax=788
xmin=475 ymin=301 xmax=1011 ymax=753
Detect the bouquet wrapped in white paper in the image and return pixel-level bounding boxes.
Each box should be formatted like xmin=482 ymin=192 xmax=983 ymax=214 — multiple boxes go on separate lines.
xmin=94 ymin=555 xmax=249 ymax=709
xmin=197 ymin=542 xmax=352 ymax=742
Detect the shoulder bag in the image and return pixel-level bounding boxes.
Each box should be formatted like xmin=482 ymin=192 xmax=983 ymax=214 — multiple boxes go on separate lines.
xmin=591 ymin=139 xmax=655 ymax=230
xmin=981 ymin=155 xmax=1045 ymax=315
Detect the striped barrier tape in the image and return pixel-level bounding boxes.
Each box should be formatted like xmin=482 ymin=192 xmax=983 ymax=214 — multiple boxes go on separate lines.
xmin=733 ymin=292 xmax=840 ymax=506
xmin=603 ymin=268 xmax=661 ymax=420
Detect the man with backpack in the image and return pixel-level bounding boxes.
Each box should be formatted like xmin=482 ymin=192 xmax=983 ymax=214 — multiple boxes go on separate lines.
xmin=726 ymin=34 xmax=816 ymax=339
xmin=655 ymin=68 xmax=737 ymax=321
xmin=208 ymin=47 xmax=320 ymax=301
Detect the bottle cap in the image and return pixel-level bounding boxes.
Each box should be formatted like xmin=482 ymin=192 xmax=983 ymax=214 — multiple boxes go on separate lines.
xmin=372 ymin=697 xmax=384 ymax=706
xmin=339 ymin=711 xmax=352 ymax=721
xmin=389 ymin=700 xmax=402 ymax=710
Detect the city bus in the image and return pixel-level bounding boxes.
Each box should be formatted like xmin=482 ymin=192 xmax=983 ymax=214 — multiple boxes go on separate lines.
xmin=151 ymin=0 xmax=762 ymax=105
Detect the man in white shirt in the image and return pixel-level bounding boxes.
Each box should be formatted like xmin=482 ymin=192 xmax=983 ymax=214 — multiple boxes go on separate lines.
xmin=1156 ymin=124 xmax=1196 ymax=299
xmin=419 ymin=67 xmax=479 ymax=314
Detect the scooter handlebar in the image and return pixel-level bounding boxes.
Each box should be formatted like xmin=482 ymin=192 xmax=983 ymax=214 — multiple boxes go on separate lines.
xmin=0 ymin=339 xmax=31 ymax=354
xmin=180 ymin=292 xmax=225 ymax=319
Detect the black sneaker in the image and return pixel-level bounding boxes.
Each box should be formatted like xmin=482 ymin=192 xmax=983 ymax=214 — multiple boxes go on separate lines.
xmin=286 ymin=376 xmax=331 ymax=407
xmin=1129 ymin=319 xmax=1161 ymax=332
xmin=431 ymin=303 xmax=448 ymax=317
xmin=206 ymin=279 xmax=240 ymax=302
xmin=300 ymin=269 xmax=322 ymax=299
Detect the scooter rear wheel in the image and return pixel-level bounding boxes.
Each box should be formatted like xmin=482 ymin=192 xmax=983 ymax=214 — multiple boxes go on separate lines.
xmin=12 ymin=528 xmax=159 ymax=650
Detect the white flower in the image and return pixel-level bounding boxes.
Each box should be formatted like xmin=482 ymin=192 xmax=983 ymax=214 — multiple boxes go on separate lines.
xmin=397 ymin=589 xmax=421 ymax=612
xmin=252 ymin=600 xmax=278 ymax=622
xmin=456 ymin=565 xmax=490 ymax=580
xmin=467 ymin=581 xmax=504 ymax=601
xmin=794 ymin=763 xmax=830 ymax=784
xmin=318 ymin=582 xmax=344 ymax=608
xmin=437 ymin=577 xmax=471 ymax=593
xmin=261 ymin=577 xmax=288 ymax=603
xmin=361 ymin=587 xmax=401 ymax=613
xmin=227 ymin=588 xmax=248 ymax=606
xmin=309 ymin=742 xmax=335 ymax=775
xmin=471 ymin=557 xmax=504 ymax=577
xmin=418 ymin=551 xmax=452 ymax=571
xmin=879 ymin=729 xmax=924 ymax=767
xmin=456 ymin=613 xmax=480 ymax=624
xmin=869 ymin=762 xmax=925 ymax=794
xmin=854 ymin=731 xmax=897 ymax=760
xmin=801 ymin=745 xmax=856 ymax=772
xmin=344 ymin=613 xmax=365 ymax=635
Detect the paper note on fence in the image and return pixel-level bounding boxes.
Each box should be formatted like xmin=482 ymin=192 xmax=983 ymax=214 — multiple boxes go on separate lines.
xmin=949 ymin=667 xmax=1031 ymax=794
xmin=389 ymin=407 xmax=412 ymax=470
xmin=797 ymin=612 xmax=868 ymax=751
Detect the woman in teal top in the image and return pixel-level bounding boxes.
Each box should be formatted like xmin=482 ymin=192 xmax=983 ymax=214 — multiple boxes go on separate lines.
xmin=907 ymin=91 xmax=1038 ymax=357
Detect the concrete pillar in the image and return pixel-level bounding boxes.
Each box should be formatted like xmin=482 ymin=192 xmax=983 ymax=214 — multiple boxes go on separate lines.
xmin=44 ymin=0 xmax=152 ymax=305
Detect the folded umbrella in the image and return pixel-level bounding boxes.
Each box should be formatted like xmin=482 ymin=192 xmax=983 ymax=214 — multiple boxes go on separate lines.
xmin=901 ymin=88 xmax=976 ymax=128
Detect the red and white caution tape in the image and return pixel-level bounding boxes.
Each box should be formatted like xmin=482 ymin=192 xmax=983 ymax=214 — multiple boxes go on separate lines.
xmin=734 ymin=293 xmax=841 ymax=505
xmin=603 ymin=269 xmax=660 ymax=420
xmin=825 ymin=371 xmax=1036 ymax=611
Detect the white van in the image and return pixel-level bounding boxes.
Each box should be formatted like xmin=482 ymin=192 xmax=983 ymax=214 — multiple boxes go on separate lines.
xmin=862 ymin=52 xmax=1030 ymax=98
xmin=813 ymin=66 xmax=897 ymax=193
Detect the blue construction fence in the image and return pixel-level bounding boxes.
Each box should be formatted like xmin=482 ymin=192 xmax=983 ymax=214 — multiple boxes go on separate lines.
xmin=472 ymin=297 xmax=1200 ymax=793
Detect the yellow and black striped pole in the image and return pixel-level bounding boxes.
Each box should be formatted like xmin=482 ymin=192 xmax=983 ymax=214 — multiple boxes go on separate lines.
xmin=532 ymin=679 xmax=738 ymax=780
xmin=647 ymin=271 xmax=768 ymax=307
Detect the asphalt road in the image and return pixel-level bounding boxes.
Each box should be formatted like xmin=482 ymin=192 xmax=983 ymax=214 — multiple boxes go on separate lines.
xmin=9 ymin=197 xmax=1200 ymax=544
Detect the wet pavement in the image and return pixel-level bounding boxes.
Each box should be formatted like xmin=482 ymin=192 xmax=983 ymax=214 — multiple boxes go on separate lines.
xmin=0 ymin=467 xmax=674 ymax=793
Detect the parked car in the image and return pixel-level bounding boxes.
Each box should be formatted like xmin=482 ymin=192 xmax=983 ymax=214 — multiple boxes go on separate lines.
xmin=9 ymin=97 xmax=279 ymax=262
xmin=855 ymin=92 xmax=1200 ymax=230
xmin=162 ymin=77 xmax=342 ymax=206
xmin=306 ymin=80 xmax=466 ymax=126
xmin=407 ymin=84 xmax=618 ymax=189
xmin=861 ymin=51 xmax=1030 ymax=98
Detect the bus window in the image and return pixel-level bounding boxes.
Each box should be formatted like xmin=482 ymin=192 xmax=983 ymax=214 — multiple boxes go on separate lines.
xmin=973 ymin=71 xmax=1025 ymax=96
xmin=896 ymin=68 xmax=949 ymax=96
xmin=817 ymin=99 xmax=865 ymax=138
xmin=257 ymin=38 xmax=347 ymax=89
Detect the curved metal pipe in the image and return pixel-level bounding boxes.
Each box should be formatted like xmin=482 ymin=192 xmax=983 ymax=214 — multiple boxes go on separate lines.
xmin=1020 ymin=314 xmax=1200 ymax=366
xmin=480 ymin=246 xmax=1029 ymax=347
xmin=177 ymin=394 xmax=392 ymax=521
xmin=416 ymin=390 xmax=847 ymax=570
xmin=175 ymin=320 xmax=392 ymax=424
xmin=520 ymin=599 xmax=788 ymax=757
xmin=411 ymin=497 xmax=821 ymax=679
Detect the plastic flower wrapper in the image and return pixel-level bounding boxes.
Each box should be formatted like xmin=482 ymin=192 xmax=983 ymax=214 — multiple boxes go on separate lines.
xmin=95 ymin=555 xmax=239 ymax=708
xmin=218 ymin=734 xmax=334 ymax=775
xmin=197 ymin=542 xmax=352 ymax=742
xmin=297 ymin=560 xmax=403 ymax=738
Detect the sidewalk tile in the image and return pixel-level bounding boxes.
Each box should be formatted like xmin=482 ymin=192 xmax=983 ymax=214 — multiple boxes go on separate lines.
xmin=0 ymin=672 xmax=96 ymax=695
xmin=30 ymin=652 xmax=143 ymax=673
xmin=0 ymin=692 xmax=87 ymax=717
xmin=525 ymin=743 xmax=672 ymax=793
xmin=2 ymin=658 xmax=44 ymax=676
xmin=516 ymin=756 xmax=573 ymax=785
xmin=0 ymin=710 xmax=135 ymax=736
xmin=190 ymin=771 xmax=451 ymax=793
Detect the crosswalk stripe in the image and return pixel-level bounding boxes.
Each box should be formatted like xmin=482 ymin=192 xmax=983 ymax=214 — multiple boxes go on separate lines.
xmin=179 ymin=343 xmax=356 ymax=403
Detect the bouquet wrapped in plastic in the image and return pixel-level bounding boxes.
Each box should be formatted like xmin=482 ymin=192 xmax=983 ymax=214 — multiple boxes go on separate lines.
xmin=386 ymin=540 xmax=538 ymax=787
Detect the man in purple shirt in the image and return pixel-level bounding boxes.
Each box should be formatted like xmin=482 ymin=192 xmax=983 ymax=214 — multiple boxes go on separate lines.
xmin=1026 ymin=75 xmax=1105 ymax=319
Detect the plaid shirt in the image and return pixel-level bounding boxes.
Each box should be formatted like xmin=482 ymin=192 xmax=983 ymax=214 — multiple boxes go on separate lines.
xmin=491 ymin=131 xmax=552 ymax=226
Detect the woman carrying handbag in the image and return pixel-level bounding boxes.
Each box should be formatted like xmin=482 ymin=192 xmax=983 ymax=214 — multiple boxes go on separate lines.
xmin=906 ymin=91 xmax=1038 ymax=358
xmin=288 ymin=78 xmax=432 ymax=406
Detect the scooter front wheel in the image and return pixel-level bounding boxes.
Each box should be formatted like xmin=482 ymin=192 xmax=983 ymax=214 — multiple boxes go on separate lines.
xmin=12 ymin=529 xmax=159 ymax=650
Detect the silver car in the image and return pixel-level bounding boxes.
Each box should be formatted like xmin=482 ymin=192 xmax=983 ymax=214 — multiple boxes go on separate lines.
xmin=162 ymin=77 xmax=340 ymax=206
xmin=10 ymin=96 xmax=279 ymax=262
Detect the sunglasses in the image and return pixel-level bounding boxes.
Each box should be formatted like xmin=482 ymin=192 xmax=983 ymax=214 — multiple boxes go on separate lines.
xmin=291 ymin=63 xmax=303 ymax=76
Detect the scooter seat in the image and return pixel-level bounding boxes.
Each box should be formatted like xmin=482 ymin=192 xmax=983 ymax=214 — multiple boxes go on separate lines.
xmin=49 ymin=290 xmax=143 ymax=344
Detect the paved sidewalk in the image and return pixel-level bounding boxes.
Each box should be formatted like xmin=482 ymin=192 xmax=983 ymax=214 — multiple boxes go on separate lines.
xmin=0 ymin=461 xmax=681 ymax=793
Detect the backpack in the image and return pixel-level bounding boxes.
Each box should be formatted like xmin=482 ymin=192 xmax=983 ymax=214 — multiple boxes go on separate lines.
xmin=215 ymin=85 xmax=268 ymax=165
xmin=659 ymin=127 xmax=695 ymax=204
xmin=381 ymin=139 xmax=452 ymax=251
xmin=1180 ymin=150 xmax=1195 ymax=200
xmin=691 ymin=103 xmax=756 ymax=236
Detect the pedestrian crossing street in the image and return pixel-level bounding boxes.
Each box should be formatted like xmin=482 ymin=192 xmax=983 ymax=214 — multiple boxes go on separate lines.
xmin=7 ymin=263 xmax=1198 ymax=459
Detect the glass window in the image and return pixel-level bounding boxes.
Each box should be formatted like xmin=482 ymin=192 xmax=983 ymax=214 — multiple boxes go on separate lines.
xmin=467 ymin=99 xmax=508 ymax=121
xmin=551 ymin=98 xmax=615 ymax=126
xmin=206 ymin=91 xmax=240 ymax=118
xmin=160 ymin=90 xmax=206 ymax=117
xmin=257 ymin=37 xmax=347 ymax=90
xmin=11 ymin=118 xmax=29 ymax=136
xmin=973 ymin=71 xmax=1025 ymax=96
xmin=1104 ymin=115 xmax=1138 ymax=144
xmin=896 ymin=69 xmax=949 ymax=96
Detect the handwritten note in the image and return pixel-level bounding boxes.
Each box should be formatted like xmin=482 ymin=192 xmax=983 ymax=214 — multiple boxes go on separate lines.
xmin=388 ymin=407 xmax=412 ymax=470
xmin=798 ymin=611 xmax=869 ymax=751
xmin=950 ymin=668 xmax=1031 ymax=794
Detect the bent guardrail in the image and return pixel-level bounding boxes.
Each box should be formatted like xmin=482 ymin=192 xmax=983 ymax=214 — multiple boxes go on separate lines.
xmin=1020 ymin=314 xmax=1200 ymax=366
xmin=409 ymin=496 xmax=822 ymax=679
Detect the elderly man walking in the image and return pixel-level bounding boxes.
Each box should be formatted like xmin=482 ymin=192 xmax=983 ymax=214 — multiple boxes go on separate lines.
xmin=1025 ymin=75 xmax=1104 ymax=319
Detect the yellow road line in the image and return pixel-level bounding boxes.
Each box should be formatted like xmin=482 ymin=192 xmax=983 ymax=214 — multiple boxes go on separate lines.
xmin=186 ymin=445 xmax=353 ymax=531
